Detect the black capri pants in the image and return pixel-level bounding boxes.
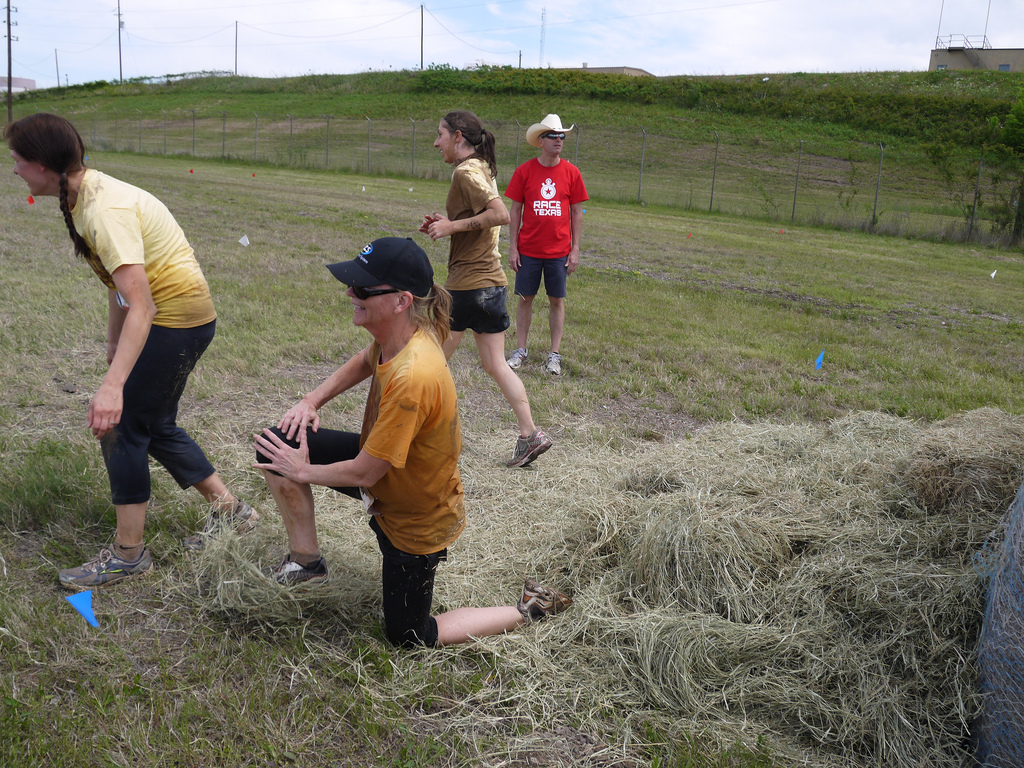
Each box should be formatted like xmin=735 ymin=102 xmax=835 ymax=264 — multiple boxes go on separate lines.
xmin=101 ymin=321 xmax=217 ymax=506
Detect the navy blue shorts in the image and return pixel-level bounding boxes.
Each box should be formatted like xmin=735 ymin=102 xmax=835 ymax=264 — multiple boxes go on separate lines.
xmin=449 ymin=286 xmax=511 ymax=334
xmin=514 ymin=254 xmax=568 ymax=299
xmin=255 ymin=425 xmax=443 ymax=648
xmin=101 ymin=321 xmax=217 ymax=506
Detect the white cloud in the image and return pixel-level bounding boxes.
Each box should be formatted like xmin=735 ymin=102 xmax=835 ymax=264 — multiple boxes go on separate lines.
xmin=7 ymin=0 xmax=1024 ymax=88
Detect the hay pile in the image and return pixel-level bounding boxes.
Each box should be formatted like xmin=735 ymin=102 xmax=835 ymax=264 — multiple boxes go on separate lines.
xmin=603 ymin=408 xmax=1024 ymax=766
xmin=179 ymin=408 xmax=1024 ymax=767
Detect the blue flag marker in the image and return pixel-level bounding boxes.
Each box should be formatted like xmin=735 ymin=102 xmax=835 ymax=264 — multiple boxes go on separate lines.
xmin=65 ymin=590 xmax=99 ymax=627
xmin=815 ymin=349 xmax=825 ymax=370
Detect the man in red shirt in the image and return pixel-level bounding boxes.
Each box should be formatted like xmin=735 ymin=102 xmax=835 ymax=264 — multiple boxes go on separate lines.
xmin=504 ymin=114 xmax=589 ymax=376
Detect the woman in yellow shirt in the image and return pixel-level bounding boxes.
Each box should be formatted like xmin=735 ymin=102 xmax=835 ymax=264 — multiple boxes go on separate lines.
xmin=5 ymin=113 xmax=255 ymax=589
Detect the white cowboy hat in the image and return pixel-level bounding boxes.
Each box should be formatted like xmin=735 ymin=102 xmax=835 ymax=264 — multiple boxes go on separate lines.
xmin=525 ymin=114 xmax=576 ymax=148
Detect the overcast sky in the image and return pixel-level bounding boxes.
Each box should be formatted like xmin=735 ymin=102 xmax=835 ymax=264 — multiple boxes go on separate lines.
xmin=7 ymin=0 xmax=1023 ymax=90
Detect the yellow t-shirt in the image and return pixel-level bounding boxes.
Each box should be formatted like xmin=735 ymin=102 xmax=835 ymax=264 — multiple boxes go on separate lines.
xmin=360 ymin=328 xmax=465 ymax=555
xmin=444 ymin=157 xmax=507 ymax=291
xmin=71 ymin=169 xmax=217 ymax=329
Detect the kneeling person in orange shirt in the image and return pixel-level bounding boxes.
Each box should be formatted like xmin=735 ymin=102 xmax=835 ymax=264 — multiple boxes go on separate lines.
xmin=254 ymin=237 xmax=572 ymax=647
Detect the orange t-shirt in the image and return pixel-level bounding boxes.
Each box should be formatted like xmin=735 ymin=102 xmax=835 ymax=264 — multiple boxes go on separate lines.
xmin=361 ymin=328 xmax=465 ymax=554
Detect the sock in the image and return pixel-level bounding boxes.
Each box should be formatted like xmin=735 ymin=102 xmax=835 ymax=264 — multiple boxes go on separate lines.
xmin=113 ymin=541 xmax=145 ymax=562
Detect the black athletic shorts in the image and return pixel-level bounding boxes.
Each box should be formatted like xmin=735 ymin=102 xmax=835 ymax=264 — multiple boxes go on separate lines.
xmin=448 ymin=285 xmax=511 ymax=334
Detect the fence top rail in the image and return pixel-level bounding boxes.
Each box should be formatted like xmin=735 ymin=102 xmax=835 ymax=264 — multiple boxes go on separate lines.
xmin=934 ymin=34 xmax=992 ymax=50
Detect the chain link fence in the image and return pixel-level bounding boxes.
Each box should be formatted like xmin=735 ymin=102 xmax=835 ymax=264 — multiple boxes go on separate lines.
xmin=63 ymin=109 xmax=1024 ymax=246
xmin=976 ymin=481 xmax=1024 ymax=767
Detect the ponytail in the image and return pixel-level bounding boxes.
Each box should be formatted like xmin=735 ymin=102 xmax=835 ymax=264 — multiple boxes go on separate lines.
xmin=443 ymin=110 xmax=498 ymax=179
xmin=410 ymin=283 xmax=453 ymax=345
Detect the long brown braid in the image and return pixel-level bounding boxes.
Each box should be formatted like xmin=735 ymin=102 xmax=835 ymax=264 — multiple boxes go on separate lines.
xmin=4 ymin=113 xmax=115 ymax=288
xmin=443 ymin=110 xmax=499 ymax=179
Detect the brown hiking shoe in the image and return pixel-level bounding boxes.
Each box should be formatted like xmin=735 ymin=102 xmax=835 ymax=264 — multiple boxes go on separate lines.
xmin=517 ymin=578 xmax=573 ymax=625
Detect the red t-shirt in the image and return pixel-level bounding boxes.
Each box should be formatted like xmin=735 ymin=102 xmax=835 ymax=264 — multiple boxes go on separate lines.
xmin=504 ymin=158 xmax=588 ymax=259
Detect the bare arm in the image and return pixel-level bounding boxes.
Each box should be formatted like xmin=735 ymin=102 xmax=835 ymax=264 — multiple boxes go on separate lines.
xmin=276 ymin=346 xmax=375 ymax=440
xmin=424 ymin=197 xmax=510 ymax=241
xmin=89 ymin=264 xmax=156 ymax=439
xmin=508 ymin=200 xmax=524 ymax=272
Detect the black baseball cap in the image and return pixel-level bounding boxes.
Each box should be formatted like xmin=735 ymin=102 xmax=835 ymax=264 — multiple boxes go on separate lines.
xmin=326 ymin=237 xmax=433 ymax=298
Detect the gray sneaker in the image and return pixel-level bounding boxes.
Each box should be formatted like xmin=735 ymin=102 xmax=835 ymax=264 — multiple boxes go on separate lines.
xmin=507 ymin=347 xmax=529 ymax=370
xmin=507 ymin=429 xmax=552 ymax=468
xmin=270 ymin=557 xmax=329 ymax=586
xmin=58 ymin=547 xmax=153 ymax=590
xmin=183 ymin=500 xmax=259 ymax=551
xmin=545 ymin=352 xmax=562 ymax=375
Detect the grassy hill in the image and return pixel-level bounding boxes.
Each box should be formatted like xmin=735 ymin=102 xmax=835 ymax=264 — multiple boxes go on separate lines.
xmin=10 ymin=68 xmax=1024 ymax=245
xmin=9 ymin=67 xmax=1024 ymax=144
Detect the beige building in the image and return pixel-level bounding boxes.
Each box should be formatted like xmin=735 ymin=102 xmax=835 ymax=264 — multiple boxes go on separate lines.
xmin=561 ymin=65 xmax=654 ymax=77
xmin=0 ymin=76 xmax=36 ymax=92
xmin=929 ymin=35 xmax=1024 ymax=72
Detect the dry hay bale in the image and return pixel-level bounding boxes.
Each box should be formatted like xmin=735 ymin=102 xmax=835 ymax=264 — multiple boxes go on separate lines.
xmin=601 ymin=411 xmax=1004 ymax=767
xmin=902 ymin=407 xmax=1024 ymax=520
xmin=627 ymin=494 xmax=806 ymax=623
xmin=165 ymin=490 xmax=382 ymax=625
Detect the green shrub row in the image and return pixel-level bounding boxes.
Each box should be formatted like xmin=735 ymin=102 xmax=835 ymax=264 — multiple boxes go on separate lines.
xmin=413 ymin=65 xmax=1024 ymax=147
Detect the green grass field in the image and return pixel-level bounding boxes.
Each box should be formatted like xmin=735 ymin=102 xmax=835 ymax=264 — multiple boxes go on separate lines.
xmin=1 ymin=141 xmax=1022 ymax=767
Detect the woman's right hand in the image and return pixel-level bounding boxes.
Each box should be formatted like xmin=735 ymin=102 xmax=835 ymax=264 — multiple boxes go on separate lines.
xmin=88 ymin=381 xmax=124 ymax=439
xmin=277 ymin=397 xmax=320 ymax=440
xmin=419 ymin=213 xmax=442 ymax=235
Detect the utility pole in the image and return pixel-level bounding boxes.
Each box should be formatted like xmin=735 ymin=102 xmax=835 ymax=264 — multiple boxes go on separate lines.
xmin=420 ymin=5 xmax=423 ymax=70
xmin=5 ymin=3 xmax=17 ymax=123
xmin=539 ymin=7 xmax=545 ymax=68
xmin=117 ymin=0 xmax=123 ymax=83
xmin=234 ymin=21 xmax=238 ymax=75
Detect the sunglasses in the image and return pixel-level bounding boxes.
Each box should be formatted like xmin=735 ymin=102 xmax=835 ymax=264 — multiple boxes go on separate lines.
xmin=542 ymin=132 xmax=566 ymax=140
xmin=351 ymin=286 xmax=401 ymax=300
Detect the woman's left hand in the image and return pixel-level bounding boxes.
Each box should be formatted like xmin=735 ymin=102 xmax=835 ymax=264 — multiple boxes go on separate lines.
xmin=253 ymin=426 xmax=310 ymax=482
xmin=88 ymin=381 xmax=124 ymax=439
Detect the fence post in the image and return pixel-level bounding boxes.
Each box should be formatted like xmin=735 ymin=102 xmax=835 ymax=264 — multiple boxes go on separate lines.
xmin=410 ymin=118 xmax=416 ymax=177
xmin=791 ymin=139 xmax=803 ymax=223
xmin=871 ymin=142 xmax=884 ymax=229
xmin=968 ymin=151 xmax=984 ymax=241
xmin=324 ymin=115 xmax=331 ymax=168
xmin=190 ymin=110 xmax=196 ymax=156
xmin=574 ymin=124 xmax=580 ymax=166
xmin=113 ymin=107 xmax=118 ymax=151
xmin=637 ymin=127 xmax=647 ymax=204
xmin=288 ymin=114 xmax=293 ymax=166
xmin=253 ymin=113 xmax=259 ymax=162
xmin=366 ymin=116 xmax=372 ymax=173
xmin=221 ymin=112 xmax=226 ymax=157
xmin=137 ymin=109 xmax=142 ymax=153
xmin=710 ymin=131 xmax=720 ymax=212
xmin=514 ymin=119 xmax=521 ymax=169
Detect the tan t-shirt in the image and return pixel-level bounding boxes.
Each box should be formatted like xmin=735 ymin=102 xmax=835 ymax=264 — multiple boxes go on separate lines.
xmin=443 ymin=157 xmax=507 ymax=291
xmin=71 ymin=169 xmax=216 ymax=329
xmin=361 ymin=328 xmax=465 ymax=555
